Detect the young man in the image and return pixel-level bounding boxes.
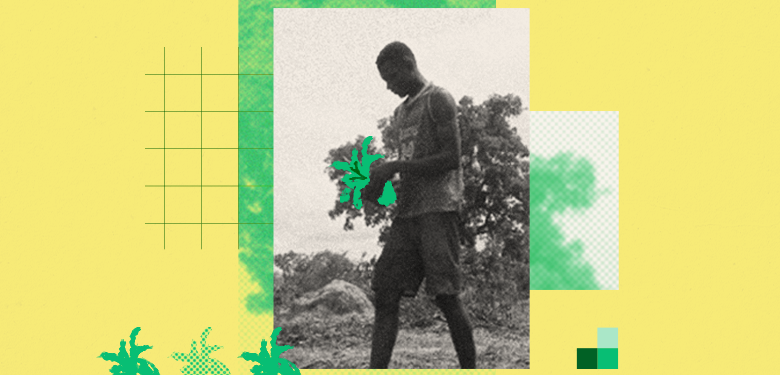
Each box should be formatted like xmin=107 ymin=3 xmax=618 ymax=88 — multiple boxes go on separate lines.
xmin=367 ymin=41 xmax=476 ymax=369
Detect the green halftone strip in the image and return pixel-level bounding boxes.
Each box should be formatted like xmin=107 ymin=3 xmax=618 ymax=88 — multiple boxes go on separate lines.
xmin=530 ymin=152 xmax=601 ymax=290
xmin=237 ymin=0 xmax=496 ymax=316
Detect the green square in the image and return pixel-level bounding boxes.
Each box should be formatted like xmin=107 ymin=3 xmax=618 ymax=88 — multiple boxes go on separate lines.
xmin=238 ymin=112 xmax=272 ymax=149
xmin=598 ymin=348 xmax=618 ymax=369
xmin=577 ymin=348 xmax=598 ymax=369
xmin=598 ymin=327 xmax=618 ymax=348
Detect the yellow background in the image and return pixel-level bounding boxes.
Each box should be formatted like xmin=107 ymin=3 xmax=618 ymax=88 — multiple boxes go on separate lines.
xmin=1 ymin=0 xmax=779 ymax=374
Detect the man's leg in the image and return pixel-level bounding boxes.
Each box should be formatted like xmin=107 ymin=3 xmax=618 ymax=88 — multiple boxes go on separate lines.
xmin=435 ymin=294 xmax=476 ymax=369
xmin=370 ymin=288 xmax=404 ymax=368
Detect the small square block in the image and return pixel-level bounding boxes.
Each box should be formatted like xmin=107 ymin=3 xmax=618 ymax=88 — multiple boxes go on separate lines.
xmin=239 ymin=148 xmax=272 ymax=186
xmin=239 ymin=75 xmax=272 ymax=111
xmin=598 ymin=327 xmax=618 ymax=348
xmin=165 ymin=187 xmax=200 ymax=223
xmin=203 ymin=149 xmax=239 ymax=185
xmin=597 ymin=348 xmax=618 ymax=369
xmin=203 ymin=112 xmax=238 ymax=148
xmin=165 ymin=149 xmax=200 ymax=185
xmin=203 ymin=75 xmax=238 ymax=112
xmin=164 ymin=47 xmax=201 ymax=75
xmin=238 ymin=112 xmax=272 ymax=149
xmin=577 ymin=348 xmax=598 ymax=369
xmin=165 ymin=75 xmax=201 ymax=112
xmin=203 ymin=188 xmax=238 ymax=223
xmin=165 ymin=112 xmax=201 ymax=149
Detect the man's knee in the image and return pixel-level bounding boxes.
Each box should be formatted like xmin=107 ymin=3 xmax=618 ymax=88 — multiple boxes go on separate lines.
xmin=374 ymin=289 xmax=402 ymax=311
xmin=434 ymin=294 xmax=460 ymax=311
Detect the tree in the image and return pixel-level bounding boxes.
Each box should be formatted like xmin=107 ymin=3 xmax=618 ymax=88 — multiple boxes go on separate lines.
xmin=324 ymin=94 xmax=528 ymax=260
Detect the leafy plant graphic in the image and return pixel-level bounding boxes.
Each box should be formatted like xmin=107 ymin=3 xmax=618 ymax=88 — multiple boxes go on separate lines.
xmin=99 ymin=327 xmax=160 ymax=375
xmin=171 ymin=327 xmax=230 ymax=374
xmin=239 ymin=327 xmax=300 ymax=375
xmin=331 ymin=136 xmax=394 ymax=209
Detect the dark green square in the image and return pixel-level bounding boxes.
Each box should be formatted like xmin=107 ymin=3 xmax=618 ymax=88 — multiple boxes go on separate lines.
xmin=598 ymin=348 xmax=618 ymax=369
xmin=577 ymin=348 xmax=598 ymax=369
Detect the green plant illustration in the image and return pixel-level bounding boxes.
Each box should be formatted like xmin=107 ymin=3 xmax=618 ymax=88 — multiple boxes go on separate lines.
xmin=99 ymin=327 xmax=160 ymax=375
xmin=239 ymin=327 xmax=300 ymax=375
xmin=171 ymin=327 xmax=230 ymax=374
xmin=331 ymin=136 xmax=395 ymax=209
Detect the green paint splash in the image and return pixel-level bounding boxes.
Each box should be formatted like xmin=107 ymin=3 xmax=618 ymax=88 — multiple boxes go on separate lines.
xmin=530 ymin=152 xmax=600 ymax=290
xmin=377 ymin=180 xmax=397 ymax=206
xmin=171 ymin=327 xmax=230 ymax=374
xmin=98 ymin=327 xmax=160 ymax=375
xmin=331 ymin=136 xmax=395 ymax=209
xmin=240 ymin=327 xmax=300 ymax=375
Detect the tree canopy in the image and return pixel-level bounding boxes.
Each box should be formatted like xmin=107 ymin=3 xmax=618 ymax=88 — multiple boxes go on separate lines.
xmin=325 ymin=93 xmax=529 ymax=262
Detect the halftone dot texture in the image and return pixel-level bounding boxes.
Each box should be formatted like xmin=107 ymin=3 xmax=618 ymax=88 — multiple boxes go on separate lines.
xmin=171 ymin=327 xmax=231 ymax=374
xmin=530 ymin=111 xmax=619 ymax=290
xmin=239 ymin=0 xmax=498 ymax=371
xmin=598 ymin=327 xmax=618 ymax=348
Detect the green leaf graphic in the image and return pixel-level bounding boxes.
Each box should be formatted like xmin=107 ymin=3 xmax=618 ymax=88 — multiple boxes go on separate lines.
xmin=240 ymin=328 xmax=300 ymax=375
xmin=99 ymin=327 xmax=160 ymax=375
xmin=171 ymin=327 xmax=231 ymax=374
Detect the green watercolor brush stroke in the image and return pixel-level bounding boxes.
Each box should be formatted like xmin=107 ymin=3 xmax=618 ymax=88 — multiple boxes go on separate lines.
xmin=529 ymin=152 xmax=601 ymax=290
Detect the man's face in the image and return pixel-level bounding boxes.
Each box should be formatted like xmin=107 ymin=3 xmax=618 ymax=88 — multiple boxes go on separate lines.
xmin=378 ymin=60 xmax=413 ymax=98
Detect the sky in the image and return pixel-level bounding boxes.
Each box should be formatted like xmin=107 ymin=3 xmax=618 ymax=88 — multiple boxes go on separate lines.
xmin=274 ymin=8 xmax=530 ymax=261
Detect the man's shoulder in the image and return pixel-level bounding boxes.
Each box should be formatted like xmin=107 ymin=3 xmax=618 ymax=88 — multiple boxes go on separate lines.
xmin=426 ymin=85 xmax=457 ymax=123
xmin=426 ymin=84 xmax=455 ymax=103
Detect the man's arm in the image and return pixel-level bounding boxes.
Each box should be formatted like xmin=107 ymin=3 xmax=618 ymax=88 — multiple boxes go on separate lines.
xmin=373 ymin=90 xmax=460 ymax=180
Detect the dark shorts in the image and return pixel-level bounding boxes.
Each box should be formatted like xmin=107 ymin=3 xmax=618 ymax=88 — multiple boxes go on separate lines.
xmin=372 ymin=212 xmax=462 ymax=297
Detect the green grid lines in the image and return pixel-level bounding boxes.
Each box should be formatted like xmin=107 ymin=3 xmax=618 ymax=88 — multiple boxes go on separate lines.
xmin=146 ymin=48 xmax=273 ymax=249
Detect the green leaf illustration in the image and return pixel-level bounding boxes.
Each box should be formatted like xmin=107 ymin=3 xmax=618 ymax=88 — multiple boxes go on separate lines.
xmin=99 ymin=327 xmax=160 ymax=375
xmin=239 ymin=328 xmax=300 ymax=375
xmin=330 ymin=136 xmax=387 ymax=209
xmin=171 ymin=327 xmax=230 ymax=375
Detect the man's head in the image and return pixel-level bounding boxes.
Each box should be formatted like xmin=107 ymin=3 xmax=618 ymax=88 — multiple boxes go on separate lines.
xmin=376 ymin=42 xmax=424 ymax=98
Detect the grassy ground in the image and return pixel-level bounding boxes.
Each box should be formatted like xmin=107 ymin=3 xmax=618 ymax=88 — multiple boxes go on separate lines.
xmin=275 ymin=309 xmax=529 ymax=369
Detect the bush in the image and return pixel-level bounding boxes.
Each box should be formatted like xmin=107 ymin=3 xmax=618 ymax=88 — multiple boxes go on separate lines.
xmin=274 ymin=251 xmax=375 ymax=308
xmin=275 ymin=247 xmax=529 ymax=332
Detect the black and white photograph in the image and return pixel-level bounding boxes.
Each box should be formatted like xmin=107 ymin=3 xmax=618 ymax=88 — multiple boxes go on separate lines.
xmin=273 ymin=8 xmax=530 ymax=369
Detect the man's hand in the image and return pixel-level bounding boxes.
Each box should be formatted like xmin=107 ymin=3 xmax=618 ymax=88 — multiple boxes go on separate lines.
xmin=371 ymin=161 xmax=399 ymax=182
xmin=364 ymin=161 xmax=398 ymax=205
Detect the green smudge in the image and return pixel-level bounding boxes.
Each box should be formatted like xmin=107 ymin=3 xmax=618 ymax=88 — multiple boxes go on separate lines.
xmin=530 ymin=152 xmax=600 ymax=290
xmin=377 ymin=180 xmax=397 ymax=206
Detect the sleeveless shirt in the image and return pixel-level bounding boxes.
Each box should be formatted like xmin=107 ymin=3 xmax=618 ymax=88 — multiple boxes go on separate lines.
xmin=392 ymin=83 xmax=464 ymax=218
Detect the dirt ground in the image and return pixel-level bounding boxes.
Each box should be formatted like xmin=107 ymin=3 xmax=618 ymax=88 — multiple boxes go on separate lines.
xmin=277 ymin=316 xmax=529 ymax=369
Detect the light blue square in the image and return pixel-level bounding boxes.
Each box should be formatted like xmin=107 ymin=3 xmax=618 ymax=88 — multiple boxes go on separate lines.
xmin=598 ymin=327 xmax=618 ymax=348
